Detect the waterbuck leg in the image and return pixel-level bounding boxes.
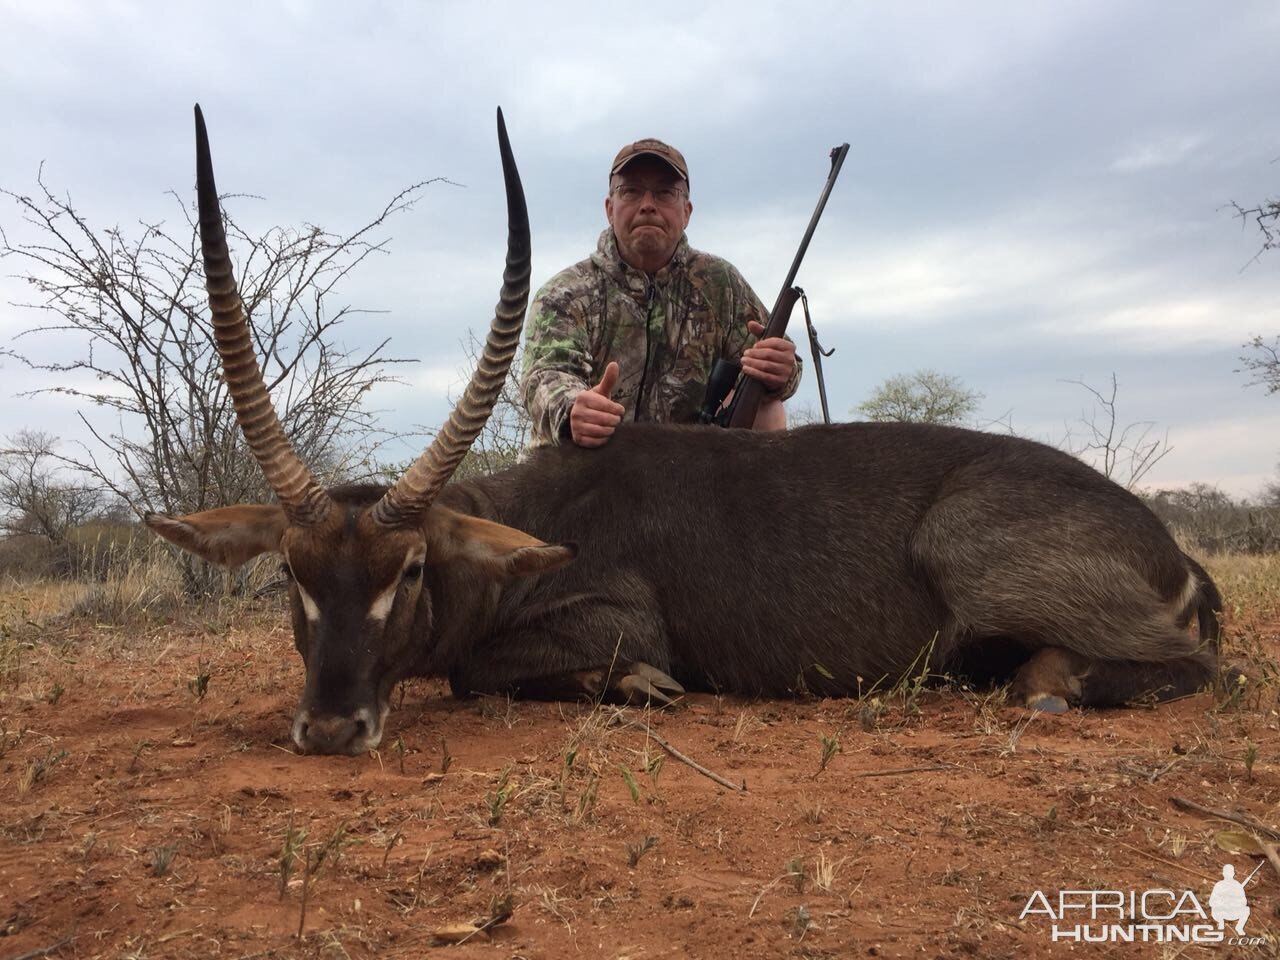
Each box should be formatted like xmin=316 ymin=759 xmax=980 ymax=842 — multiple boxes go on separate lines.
xmin=1010 ymin=647 xmax=1090 ymax=713
xmin=493 ymin=660 xmax=685 ymax=706
xmin=581 ymin=660 xmax=685 ymax=705
xmin=447 ymin=579 xmax=675 ymax=703
xmin=1076 ymin=652 xmax=1216 ymax=707
xmin=1010 ymin=647 xmax=1217 ymax=711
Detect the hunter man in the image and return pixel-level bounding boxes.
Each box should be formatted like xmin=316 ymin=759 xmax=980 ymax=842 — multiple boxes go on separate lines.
xmin=521 ymin=138 xmax=801 ymax=447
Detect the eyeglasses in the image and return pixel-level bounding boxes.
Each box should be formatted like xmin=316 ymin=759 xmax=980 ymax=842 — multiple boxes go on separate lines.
xmin=611 ymin=184 xmax=686 ymax=206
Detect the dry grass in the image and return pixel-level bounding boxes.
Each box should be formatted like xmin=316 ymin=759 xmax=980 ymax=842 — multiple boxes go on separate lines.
xmin=1 ymin=541 xmax=281 ymax=634
xmin=0 ymin=578 xmax=96 ymax=630
xmin=1204 ymin=551 xmax=1280 ymax=622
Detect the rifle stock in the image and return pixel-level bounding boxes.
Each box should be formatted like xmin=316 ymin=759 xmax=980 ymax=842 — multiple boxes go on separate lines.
xmin=721 ymin=286 xmax=801 ymax=428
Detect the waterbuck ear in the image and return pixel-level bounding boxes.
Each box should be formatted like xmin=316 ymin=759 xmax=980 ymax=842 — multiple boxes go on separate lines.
xmin=425 ymin=506 xmax=577 ymax=579
xmin=145 ymin=505 xmax=289 ymax=568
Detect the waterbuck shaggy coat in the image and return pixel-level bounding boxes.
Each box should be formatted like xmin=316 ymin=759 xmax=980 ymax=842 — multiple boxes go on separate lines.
xmin=147 ymin=107 xmax=1223 ymax=755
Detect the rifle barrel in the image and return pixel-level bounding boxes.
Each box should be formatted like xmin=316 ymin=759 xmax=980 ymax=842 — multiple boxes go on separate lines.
xmin=767 ymin=143 xmax=850 ymax=323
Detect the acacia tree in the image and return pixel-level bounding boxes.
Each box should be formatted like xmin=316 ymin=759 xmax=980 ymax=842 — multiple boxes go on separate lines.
xmin=0 ymin=175 xmax=435 ymax=511
xmin=0 ymin=430 xmax=126 ymax=578
xmin=1 ymin=173 xmax=432 ymax=591
xmin=856 ymin=369 xmax=982 ymax=425
xmin=0 ymin=430 xmax=104 ymax=541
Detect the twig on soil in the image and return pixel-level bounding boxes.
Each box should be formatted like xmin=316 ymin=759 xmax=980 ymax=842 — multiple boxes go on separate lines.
xmin=453 ymin=895 xmax=514 ymax=947
xmin=381 ymin=818 xmax=407 ymax=871
xmin=860 ymin=765 xmax=952 ymax=778
xmin=1170 ymin=796 xmax=1280 ymax=841
xmin=645 ymin=727 xmax=744 ymax=792
xmin=145 ymin=929 xmax=199 ymax=946
xmin=748 ymin=873 xmax=787 ymax=918
xmin=1112 ymin=839 xmax=1219 ymax=884
xmin=971 ymin=909 xmax=1027 ymax=932
xmin=1117 ymin=757 xmax=1182 ymax=783
xmin=7 ymin=937 xmax=73 ymax=960
xmin=85 ymin=808 xmax=128 ymax=828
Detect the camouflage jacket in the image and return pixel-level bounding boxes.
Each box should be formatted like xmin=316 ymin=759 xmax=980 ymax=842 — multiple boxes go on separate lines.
xmin=521 ymin=229 xmax=803 ymax=446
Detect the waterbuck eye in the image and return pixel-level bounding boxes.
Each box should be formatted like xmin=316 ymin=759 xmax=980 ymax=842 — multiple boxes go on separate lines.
xmin=403 ymin=561 xmax=424 ymax=582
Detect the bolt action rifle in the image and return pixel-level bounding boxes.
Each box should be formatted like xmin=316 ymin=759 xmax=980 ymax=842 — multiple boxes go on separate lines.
xmin=699 ymin=142 xmax=849 ymax=428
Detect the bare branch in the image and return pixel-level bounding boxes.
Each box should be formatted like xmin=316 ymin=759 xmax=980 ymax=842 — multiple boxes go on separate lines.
xmin=1238 ymin=334 xmax=1280 ymax=395
xmin=1231 ymin=196 xmax=1280 ymax=268
xmin=1059 ymin=374 xmax=1172 ymax=490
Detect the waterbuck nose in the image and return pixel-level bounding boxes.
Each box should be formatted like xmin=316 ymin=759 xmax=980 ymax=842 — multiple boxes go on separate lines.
xmin=292 ymin=708 xmax=375 ymax=755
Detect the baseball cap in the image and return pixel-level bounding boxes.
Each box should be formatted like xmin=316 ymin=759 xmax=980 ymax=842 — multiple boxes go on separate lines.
xmin=609 ymin=138 xmax=689 ymax=185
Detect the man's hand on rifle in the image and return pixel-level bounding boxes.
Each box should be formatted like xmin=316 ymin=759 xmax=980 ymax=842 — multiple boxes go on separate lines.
xmin=742 ymin=320 xmax=797 ymax=392
xmin=570 ymin=361 xmax=624 ymax=448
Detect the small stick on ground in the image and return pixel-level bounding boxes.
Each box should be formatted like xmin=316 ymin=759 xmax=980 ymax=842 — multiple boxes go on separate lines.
xmin=646 ymin=728 xmax=744 ymax=792
xmin=1170 ymin=796 xmax=1280 ymax=841
xmin=749 ymin=874 xmax=784 ymax=918
xmin=9 ymin=937 xmax=74 ymax=960
xmin=1112 ymin=839 xmax=1219 ymax=884
xmin=860 ymin=765 xmax=952 ymax=778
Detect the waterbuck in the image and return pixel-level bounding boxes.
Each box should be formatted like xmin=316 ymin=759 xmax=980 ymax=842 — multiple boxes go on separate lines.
xmin=146 ymin=107 xmax=1222 ymax=755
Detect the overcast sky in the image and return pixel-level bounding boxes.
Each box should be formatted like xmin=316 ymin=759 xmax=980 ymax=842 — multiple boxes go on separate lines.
xmin=2 ymin=1 xmax=1278 ymax=496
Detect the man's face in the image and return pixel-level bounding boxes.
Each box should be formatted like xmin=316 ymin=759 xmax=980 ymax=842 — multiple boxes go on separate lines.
xmin=605 ymin=156 xmax=692 ymax=273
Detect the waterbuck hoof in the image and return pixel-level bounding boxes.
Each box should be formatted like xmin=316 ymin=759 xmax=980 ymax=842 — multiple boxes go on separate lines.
xmin=1025 ymin=693 xmax=1070 ymax=715
xmin=617 ymin=661 xmax=685 ymax=707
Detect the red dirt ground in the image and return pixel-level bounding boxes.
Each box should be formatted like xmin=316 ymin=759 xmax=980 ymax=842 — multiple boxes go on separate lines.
xmin=2 ymin=604 xmax=1278 ymax=959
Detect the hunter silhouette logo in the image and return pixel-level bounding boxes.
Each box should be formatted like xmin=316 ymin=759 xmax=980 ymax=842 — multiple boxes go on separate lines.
xmin=1210 ymin=864 xmax=1250 ymax=935
xmin=1020 ymin=862 xmax=1265 ymax=945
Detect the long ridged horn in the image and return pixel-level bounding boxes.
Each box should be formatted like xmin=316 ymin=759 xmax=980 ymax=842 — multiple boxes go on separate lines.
xmin=195 ymin=105 xmax=333 ymax=526
xmin=371 ymin=107 xmax=530 ymax=527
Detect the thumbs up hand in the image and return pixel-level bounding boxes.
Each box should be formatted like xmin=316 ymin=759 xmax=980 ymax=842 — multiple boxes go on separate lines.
xmin=569 ymin=362 xmax=625 ymax=448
